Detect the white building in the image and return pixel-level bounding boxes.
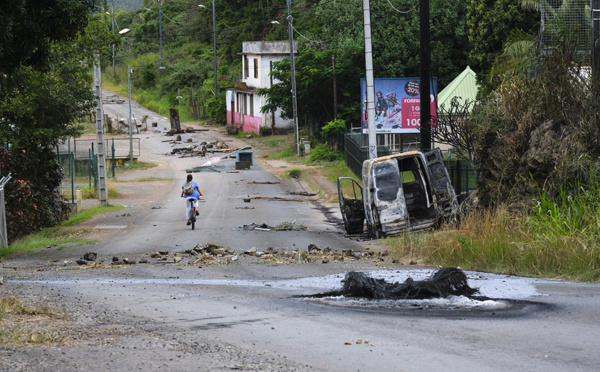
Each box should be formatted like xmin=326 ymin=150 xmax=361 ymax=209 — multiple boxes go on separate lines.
xmin=225 ymin=41 xmax=297 ymax=134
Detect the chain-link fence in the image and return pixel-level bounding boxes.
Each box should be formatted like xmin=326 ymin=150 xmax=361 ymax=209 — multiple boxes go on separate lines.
xmin=541 ymin=0 xmax=591 ymax=61
xmin=56 ymin=137 xmax=140 ymax=201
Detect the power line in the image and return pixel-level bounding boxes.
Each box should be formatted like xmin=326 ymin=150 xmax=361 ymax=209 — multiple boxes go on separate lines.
xmin=385 ymin=0 xmax=418 ymax=14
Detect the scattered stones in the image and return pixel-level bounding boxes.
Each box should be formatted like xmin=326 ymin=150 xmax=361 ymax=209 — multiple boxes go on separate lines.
xmin=173 ymin=257 xmax=182 ymax=263
xmin=112 ymin=256 xmax=119 ymax=262
xmin=122 ymin=258 xmax=136 ymax=265
xmin=150 ymin=252 xmax=161 ymax=258
xmin=307 ymin=244 xmax=321 ymax=253
xmin=76 ymin=260 xmax=88 ymax=266
xmin=244 ymin=247 xmax=257 ymax=256
xmin=159 ymin=251 xmax=169 ymax=255
xmin=139 ymin=259 xmax=149 ymax=264
xmin=83 ymin=252 xmax=97 ymax=261
xmin=0 ymin=276 xmax=4 ymax=285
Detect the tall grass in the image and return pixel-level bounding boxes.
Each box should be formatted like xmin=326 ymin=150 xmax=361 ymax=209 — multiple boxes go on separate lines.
xmin=388 ymin=183 xmax=600 ymax=281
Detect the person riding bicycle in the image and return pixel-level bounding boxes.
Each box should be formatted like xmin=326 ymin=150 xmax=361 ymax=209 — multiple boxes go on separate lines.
xmin=181 ymin=174 xmax=202 ymax=225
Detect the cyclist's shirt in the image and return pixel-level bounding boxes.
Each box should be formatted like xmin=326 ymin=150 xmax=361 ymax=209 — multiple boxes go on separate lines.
xmin=182 ymin=181 xmax=200 ymax=199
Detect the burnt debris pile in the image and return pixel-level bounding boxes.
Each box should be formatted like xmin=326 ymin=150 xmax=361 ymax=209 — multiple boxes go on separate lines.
xmin=321 ymin=268 xmax=478 ymax=300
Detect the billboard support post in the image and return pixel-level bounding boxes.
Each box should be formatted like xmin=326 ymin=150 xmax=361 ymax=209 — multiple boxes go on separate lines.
xmin=419 ymin=0 xmax=431 ymax=152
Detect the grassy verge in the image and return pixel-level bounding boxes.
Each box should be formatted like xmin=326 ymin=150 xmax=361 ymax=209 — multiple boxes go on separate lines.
xmin=63 ymin=180 xmax=120 ymax=200
xmin=0 ymin=297 xmax=67 ymax=347
xmin=115 ymin=177 xmax=172 ymax=182
xmin=388 ymin=195 xmax=600 ymax=282
xmin=116 ymin=160 xmax=157 ymax=173
xmin=0 ymin=205 xmax=124 ymax=258
xmin=60 ymin=205 xmax=125 ymax=227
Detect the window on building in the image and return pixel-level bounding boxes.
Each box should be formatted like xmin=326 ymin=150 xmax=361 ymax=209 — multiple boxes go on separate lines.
xmin=249 ymin=94 xmax=254 ymax=116
xmin=244 ymin=56 xmax=249 ymax=79
xmin=254 ymin=58 xmax=258 ymax=79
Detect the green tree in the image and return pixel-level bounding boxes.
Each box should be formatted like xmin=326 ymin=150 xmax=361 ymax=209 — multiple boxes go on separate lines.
xmin=466 ymin=0 xmax=539 ymax=94
xmin=0 ymin=13 xmax=117 ymax=240
xmin=316 ymin=0 xmax=471 ymax=88
xmin=0 ymin=0 xmax=96 ymax=76
xmin=258 ymin=45 xmax=365 ymax=130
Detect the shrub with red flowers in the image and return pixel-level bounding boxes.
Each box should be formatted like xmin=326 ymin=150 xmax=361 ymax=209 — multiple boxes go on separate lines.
xmin=1 ymin=147 xmax=70 ymax=241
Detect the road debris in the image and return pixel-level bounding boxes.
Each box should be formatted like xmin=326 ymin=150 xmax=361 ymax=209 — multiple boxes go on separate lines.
xmin=311 ymin=268 xmax=479 ymax=300
xmin=242 ymin=196 xmax=317 ymax=202
xmin=83 ymin=252 xmax=97 ymax=261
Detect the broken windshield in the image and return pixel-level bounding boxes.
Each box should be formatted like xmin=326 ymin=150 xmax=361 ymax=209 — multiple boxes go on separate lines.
xmin=374 ymin=162 xmax=401 ymax=202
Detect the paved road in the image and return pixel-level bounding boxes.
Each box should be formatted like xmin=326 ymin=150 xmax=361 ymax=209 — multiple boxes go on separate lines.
xmin=1 ymin=94 xmax=599 ymax=371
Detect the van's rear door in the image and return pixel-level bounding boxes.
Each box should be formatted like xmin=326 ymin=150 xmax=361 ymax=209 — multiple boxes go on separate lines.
xmin=424 ymin=148 xmax=458 ymax=216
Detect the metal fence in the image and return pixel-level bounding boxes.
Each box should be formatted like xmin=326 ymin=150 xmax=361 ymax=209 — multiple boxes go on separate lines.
xmin=56 ymin=138 xmax=139 ymax=201
xmin=342 ymin=132 xmax=478 ymax=201
xmin=57 ymin=137 xmax=140 ymax=160
xmin=0 ymin=174 xmax=11 ymax=248
xmin=541 ymin=0 xmax=591 ymax=60
xmin=343 ymin=132 xmax=392 ymax=178
xmin=445 ymin=160 xmax=478 ymax=203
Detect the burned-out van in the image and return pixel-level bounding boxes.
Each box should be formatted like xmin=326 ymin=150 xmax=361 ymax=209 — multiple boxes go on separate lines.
xmin=337 ymin=148 xmax=458 ymax=238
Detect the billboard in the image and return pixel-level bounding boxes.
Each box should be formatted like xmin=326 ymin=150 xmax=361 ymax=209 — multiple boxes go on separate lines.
xmin=361 ymin=77 xmax=438 ymax=134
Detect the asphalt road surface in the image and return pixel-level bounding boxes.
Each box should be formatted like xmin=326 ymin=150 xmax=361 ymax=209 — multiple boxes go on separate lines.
xmin=1 ymin=94 xmax=599 ymax=371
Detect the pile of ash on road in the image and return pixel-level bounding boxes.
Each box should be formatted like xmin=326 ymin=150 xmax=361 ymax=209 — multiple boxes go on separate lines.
xmin=309 ymin=268 xmax=479 ymax=300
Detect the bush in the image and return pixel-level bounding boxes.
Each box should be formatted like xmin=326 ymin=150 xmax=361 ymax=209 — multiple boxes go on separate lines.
xmin=308 ymin=143 xmax=342 ymax=162
xmin=1 ymin=147 xmax=70 ymax=241
xmin=206 ymin=92 xmax=226 ymax=123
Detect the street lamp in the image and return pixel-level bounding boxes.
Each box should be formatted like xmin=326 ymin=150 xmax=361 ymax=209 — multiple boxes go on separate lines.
xmin=199 ymin=2 xmax=218 ymax=96
xmin=128 ymin=65 xmax=133 ymax=161
xmin=271 ymin=3 xmax=299 ymax=157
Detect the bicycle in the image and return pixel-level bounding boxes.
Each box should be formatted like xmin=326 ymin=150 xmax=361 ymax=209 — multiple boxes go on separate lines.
xmin=186 ymin=197 xmax=198 ymax=230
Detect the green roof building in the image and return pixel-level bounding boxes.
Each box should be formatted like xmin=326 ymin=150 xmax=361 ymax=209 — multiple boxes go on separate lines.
xmin=438 ymin=66 xmax=478 ymax=110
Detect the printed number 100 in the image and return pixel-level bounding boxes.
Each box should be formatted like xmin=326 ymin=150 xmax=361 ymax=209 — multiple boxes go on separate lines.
xmin=406 ymin=118 xmax=420 ymax=127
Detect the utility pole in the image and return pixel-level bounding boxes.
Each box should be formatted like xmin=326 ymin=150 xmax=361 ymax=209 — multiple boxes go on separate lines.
xmin=112 ymin=0 xmax=115 ymax=75
xmin=419 ymin=0 xmax=431 ymax=152
xmin=128 ymin=65 xmax=133 ymax=161
xmin=94 ymin=56 xmax=108 ymax=206
xmin=362 ymin=0 xmax=377 ymax=159
xmin=286 ymin=0 xmax=299 ymax=156
xmin=211 ymin=0 xmax=217 ymax=96
xmin=333 ymin=55 xmax=337 ymax=120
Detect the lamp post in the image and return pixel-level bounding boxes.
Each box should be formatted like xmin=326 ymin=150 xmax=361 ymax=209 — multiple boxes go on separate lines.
xmin=199 ymin=2 xmax=218 ymax=96
xmin=128 ymin=65 xmax=133 ymax=161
